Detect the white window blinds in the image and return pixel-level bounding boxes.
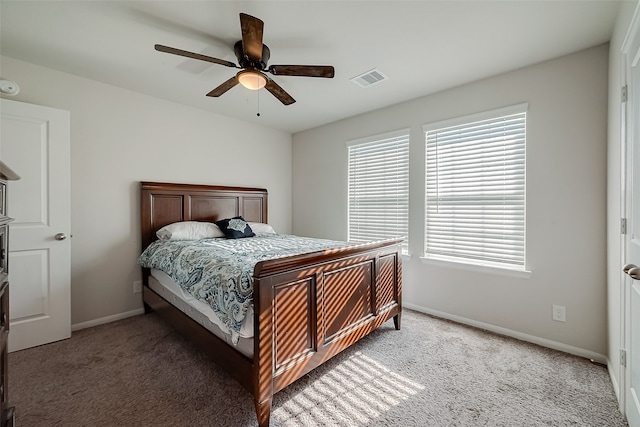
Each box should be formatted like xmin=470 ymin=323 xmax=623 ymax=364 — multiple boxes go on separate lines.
xmin=424 ymin=106 xmax=526 ymax=269
xmin=347 ymin=130 xmax=410 ymax=253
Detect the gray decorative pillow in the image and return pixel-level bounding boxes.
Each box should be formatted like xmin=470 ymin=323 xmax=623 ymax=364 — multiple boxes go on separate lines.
xmin=156 ymin=221 xmax=224 ymax=240
xmin=215 ymin=216 xmax=255 ymax=239
xmin=248 ymin=222 xmax=276 ymax=234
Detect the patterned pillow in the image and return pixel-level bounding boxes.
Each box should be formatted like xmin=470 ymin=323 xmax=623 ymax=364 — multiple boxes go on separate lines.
xmin=215 ymin=216 xmax=256 ymax=239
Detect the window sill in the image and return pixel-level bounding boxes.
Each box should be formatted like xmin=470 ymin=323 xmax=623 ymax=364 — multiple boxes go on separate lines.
xmin=419 ymin=256 xmax=532 ymax=279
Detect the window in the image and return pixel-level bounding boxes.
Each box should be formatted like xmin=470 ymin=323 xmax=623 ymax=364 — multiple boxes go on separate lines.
xmin=424 ymin=104 xmax=526 ymax=270
xmin=347 ymin=129 xmax=410 ymax=253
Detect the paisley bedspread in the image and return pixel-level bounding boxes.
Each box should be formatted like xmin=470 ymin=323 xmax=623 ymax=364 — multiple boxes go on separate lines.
xmin=138 ymin=234 xmax=346 ymax=344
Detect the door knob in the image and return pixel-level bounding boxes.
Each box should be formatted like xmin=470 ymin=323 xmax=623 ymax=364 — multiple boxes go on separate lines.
xmin=624 ymin=264 xmax=640 ymax=280
xmin=54 ymin=233 xmax=67 ymax=241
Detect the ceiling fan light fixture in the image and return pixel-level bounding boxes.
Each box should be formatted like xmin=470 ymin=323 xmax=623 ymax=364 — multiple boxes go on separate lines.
xmin=238 ymin=70 xmax=267 ymax=90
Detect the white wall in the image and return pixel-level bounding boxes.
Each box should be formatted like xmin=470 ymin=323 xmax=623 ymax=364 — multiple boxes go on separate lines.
xmin=607 ymin=0 xmax=639 ymax=408
xmin=293 ymin=44 xmax=609 ymax=358
xmin=0 ymin=56 xmax=292 ymax=326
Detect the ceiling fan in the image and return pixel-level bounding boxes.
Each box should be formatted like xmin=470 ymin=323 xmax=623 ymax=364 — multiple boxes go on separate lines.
xmin=155 ymin=13 xmax=335 ymax=105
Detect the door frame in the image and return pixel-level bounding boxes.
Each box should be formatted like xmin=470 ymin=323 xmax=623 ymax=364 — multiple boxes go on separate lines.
xmin=622 ymin=4 xmax=640 ymax=423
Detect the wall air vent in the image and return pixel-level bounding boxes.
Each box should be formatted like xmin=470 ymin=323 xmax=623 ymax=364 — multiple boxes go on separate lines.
xmin=350 ymin=68 xmax=388 ymax=88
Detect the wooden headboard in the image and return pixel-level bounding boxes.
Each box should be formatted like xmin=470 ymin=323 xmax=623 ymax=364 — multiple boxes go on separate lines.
xmin=140 ymin=181 xmax=268 ymax=251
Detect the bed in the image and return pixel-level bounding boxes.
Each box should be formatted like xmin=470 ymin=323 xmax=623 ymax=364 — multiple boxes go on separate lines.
xmin=139 ymin=181 xmax=402 ymax=427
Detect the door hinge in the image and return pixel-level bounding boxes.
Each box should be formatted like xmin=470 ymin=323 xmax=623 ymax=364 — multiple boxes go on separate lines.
xmin=622 ymin=218 xmax=627 ymax=235
xmin=621 ymin=349 xmax=627 ymax=367
xmin=622 ymin=85 xmax=628 ymax=103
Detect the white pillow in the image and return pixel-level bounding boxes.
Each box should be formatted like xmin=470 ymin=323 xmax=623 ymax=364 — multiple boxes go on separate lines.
xmin=248 ymin=222 xmax=276 ymax=234
xmin=156 ymin=221 xmax=224 ymax=240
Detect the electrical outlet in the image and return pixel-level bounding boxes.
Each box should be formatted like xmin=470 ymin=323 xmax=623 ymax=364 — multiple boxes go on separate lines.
xmin=133 ymin=280 xmax=142 ymax=294
xmin=552 ymin=304 xmax=566 ymax=322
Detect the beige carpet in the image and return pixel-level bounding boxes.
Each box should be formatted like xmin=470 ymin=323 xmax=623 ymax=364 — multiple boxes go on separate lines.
xmin=10 ymin=310 xmax=627 ymax=426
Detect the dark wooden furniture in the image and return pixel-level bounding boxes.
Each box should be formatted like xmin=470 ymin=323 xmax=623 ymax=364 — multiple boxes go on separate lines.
xmin=0 ymin=162 xmax=18 ymax=427
xmin=140 ymin=181 xmax=402 ymax=427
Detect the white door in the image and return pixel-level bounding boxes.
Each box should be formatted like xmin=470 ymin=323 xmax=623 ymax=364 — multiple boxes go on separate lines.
xmin=625 ymin=9 xmax=640 ymax=426
xmin=0 ymin=98 xmax=71 ymax=352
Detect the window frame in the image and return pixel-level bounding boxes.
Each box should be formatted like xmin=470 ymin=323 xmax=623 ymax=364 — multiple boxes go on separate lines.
xmin=346 ymin=128 xmax=410 ymax=254
xmin=422 ymin=104 xmax=529 ymax=274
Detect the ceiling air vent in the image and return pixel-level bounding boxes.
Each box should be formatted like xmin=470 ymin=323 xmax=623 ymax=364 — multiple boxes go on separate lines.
xmin=350 ymin=68 xmax=388 ymax=88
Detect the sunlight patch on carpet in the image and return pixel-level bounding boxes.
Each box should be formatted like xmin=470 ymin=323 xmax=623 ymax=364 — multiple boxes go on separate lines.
xmin=273 ymin=351 xmax=425 ymax=426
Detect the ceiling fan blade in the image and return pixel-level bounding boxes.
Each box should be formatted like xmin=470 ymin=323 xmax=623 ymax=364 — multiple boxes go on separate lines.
xmin=239 ymin=13 xmax=264 ymax=62
xmin=155 ymin=44 xmax=237 ymax=68
xmin=264 ymin=78 xmax=296 ymax=105
xmin=267 ymin=65 xmax=335 ymax=78
xmin=206 ymin=76 xmax=240 ymax=97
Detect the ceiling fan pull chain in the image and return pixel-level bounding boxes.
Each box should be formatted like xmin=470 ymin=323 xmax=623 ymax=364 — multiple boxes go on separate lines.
xmin=257 ymin=89 xmax=261 ymax=117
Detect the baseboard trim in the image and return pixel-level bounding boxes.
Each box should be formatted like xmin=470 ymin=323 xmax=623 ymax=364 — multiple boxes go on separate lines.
xmin=71 ymin=308 xmax=145 ymax=332
xmin=607 ymin=359 xmax=623 ymax=408
xmin=72 ymin=305 xmax=607 ymax=362
xmin=404 ymin=303 xmax=607 ymax=364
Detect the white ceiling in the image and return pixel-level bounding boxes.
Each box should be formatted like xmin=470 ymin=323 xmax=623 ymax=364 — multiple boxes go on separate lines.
xmin=0 ymin=1 xmax=620 ymax=133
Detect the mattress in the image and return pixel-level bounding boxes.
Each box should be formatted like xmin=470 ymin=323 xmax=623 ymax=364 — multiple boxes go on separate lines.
xmin=149 ymin=268 xmax=254 ymax=358
xmin=138 ymin=234 xmax=346 ymax=344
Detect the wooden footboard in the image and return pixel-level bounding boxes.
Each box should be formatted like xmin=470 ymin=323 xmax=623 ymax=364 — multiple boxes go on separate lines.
xmin=252 ymin=239 xmax=402 ymax=425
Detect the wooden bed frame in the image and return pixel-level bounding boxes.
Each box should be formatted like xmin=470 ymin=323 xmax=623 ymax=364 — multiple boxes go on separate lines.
xmin=140 ymin=181 xmax=402 ymax=427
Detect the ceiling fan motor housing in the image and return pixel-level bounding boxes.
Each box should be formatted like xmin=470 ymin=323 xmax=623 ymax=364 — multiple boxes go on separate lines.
xmin=234 ymin=40 xmax=270 ymax=70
